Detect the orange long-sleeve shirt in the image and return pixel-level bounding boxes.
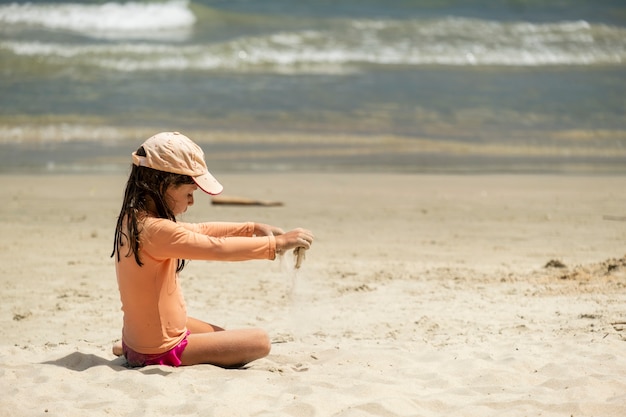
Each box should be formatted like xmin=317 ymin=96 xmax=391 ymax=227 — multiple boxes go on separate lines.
xmin=116 ymin=218 xmax=276 ymax=354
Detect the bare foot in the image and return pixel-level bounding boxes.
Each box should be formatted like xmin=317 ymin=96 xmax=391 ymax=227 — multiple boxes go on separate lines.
xmin=112 ymin=341 xmax=123 ymax=357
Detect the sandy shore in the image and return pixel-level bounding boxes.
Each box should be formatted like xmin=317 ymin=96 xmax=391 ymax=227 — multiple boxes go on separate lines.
xmin=1 ymin=173 xmax=625 ymax=416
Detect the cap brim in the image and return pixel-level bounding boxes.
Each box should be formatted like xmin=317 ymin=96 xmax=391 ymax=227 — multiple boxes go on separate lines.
xmin=193 ymin=173 xmax=223 ymax=195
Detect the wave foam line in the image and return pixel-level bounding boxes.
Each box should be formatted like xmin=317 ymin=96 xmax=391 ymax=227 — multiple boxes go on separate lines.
xmin=0 ymin=1 xmax=195 ymax=39
xmin=1 ymin=16 xmax=624 ymax=70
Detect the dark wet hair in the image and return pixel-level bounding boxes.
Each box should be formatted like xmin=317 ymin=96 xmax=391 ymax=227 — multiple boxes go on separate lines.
xmin=111 ymin=146 xmax=195 ymax=272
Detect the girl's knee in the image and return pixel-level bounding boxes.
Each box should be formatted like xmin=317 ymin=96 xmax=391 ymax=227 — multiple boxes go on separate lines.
xmin=255 ymin=329 xmax=271 ymax=357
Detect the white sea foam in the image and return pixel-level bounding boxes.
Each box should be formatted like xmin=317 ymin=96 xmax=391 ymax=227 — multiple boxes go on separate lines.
xmin=1 ymin=15 xmax=624 ymax=71
xmin=0 ymin=1 xmax=195 ymax=40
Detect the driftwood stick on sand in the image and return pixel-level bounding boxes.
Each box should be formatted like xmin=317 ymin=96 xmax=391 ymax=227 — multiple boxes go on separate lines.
xmin=211 ymin=195 xmax=284 ymax=207
xmin=603 ymin=215 xmax=626 ymax=222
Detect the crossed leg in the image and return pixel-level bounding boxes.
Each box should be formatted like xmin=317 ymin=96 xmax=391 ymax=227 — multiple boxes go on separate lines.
xmin=111 ymin=316 xmax=271 ymax=368
xmin=181 ymin=317 xmax=271 ymax=368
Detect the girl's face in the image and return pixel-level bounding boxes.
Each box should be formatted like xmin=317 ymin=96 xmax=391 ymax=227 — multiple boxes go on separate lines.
xmin=165 ymin=183 xmax=197 ymax=215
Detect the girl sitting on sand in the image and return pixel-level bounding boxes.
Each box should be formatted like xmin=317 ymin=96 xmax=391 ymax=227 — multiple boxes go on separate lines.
xmin=111 ymin=131 xmax=313 ymax=368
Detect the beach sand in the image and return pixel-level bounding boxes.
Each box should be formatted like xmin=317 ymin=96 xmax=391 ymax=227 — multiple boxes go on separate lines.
xmin=1 ymin=172 xmax=625 ymax=416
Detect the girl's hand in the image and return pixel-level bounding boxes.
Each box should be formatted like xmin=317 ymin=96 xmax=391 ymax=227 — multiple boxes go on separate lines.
xmin=275 ymin=228 xmax=314 ymax=254
xmin=254 ymin=223 xmax=284 ymax=237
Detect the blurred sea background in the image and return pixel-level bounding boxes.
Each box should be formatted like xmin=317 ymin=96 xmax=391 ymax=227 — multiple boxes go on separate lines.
xmin=1 ymin=0 xmax=625 ymax=174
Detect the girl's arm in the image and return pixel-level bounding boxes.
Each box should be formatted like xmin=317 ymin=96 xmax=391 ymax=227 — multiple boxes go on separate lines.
xmin=144 ymin=219 xmax=312 ymax=262
xmin=179 ymin=221 xmax=255 ymax=238
xmin=145 ymin=219 xmax=277 ymax=261
xmin=180 ymin=221 xmax=284 ymax=239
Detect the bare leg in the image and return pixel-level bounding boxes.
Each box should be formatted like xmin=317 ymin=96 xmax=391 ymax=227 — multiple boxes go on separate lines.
xmin=112 ymin=341 xmax=123 ymax=357
xmin=111 ymin=317 xmax=221 ymax=357
xmin=186 ymin=316 xmax=225 ymax=333
xmin=181 ymin=327 xmax=271 ymax=368
xmin=112 ymin=317 xmax=267 ymax=367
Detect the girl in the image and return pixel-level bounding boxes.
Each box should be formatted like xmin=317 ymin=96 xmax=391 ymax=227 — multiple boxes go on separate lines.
xmin=111 ymin=131 xmax=313 ymax=368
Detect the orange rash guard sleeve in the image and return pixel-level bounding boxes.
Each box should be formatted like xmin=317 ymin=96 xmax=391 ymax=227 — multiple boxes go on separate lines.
xmin=142 ymin=219 xmax=277 ymax=262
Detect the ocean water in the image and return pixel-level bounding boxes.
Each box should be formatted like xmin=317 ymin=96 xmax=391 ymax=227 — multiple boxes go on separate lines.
xmin=0 ymin=0 xmax=625 ymax=173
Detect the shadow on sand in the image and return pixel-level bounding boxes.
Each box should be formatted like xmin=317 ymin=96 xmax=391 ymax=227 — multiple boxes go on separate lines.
xmin=42 ymin=351 xmax=175 ymax=376
xmin=42 ymin=351 xmax=127 ymax=372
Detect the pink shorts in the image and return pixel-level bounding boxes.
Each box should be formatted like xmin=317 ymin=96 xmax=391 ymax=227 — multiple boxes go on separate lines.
xmin=123 ymin=331 xmax=190 ymax=368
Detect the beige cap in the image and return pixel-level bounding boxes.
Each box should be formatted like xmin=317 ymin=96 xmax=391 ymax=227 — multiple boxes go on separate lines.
xmin=132 ymin=131 xmax=223 ymax=195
